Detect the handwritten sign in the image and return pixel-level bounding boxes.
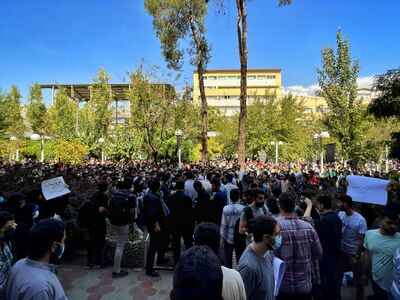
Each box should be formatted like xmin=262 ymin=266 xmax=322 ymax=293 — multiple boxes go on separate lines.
xmin=41 ymin=177 xmax=70 ymax=200
xmin=346 ymin=175 xmax=389 ymax=206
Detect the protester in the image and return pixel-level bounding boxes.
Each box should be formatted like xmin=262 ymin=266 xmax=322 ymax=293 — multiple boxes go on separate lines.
xmin=336 ymin=195 xmax=368 ymax=300
xmin=314 ymin=195 xmax=342 ymax=300
xmin=274 ymin=192 xmax=323 ymax=300
xmin=363 ymin=209 xmax=400 ymax=299
xmin=167 ymin=180 xmax=194 ymax=266
xmin=3 ymin=218 xmax=68 ymax=300
xmin=237 ymin=215 xmax=280 ymax=300
xmin=0 ymin=211 xmax=15 ymax=287
xmin=390 ymin=247 xmax=400 ymax=300
xmin=108 ymin=178 xmax=136 ymax=278
xmin=183 ymin=171 xmax=197 ymax=205
xmin=220 ymin=188 xmax=245 ymax=268
xmin=143 ymin=179 xmax=170 ymax=277
xmin=171 ymin=245 xmax=223 ymax=300
xmin=194 ymin=222 xmax=247 ymax=300
xmin=85 ymin=181 xmax=108 ymax=269
xmin=211 ymin=178 xmax=228 ymax=226
xmin=225 ymin=173 xmax=238 ymax=204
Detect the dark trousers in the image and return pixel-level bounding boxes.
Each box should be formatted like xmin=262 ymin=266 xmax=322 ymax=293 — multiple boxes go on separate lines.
xmin=223 ymin=241 xmax=245 ymax=268
xmin=157 ymin=220 xmax=170 ymax=262
xmin=172 ymin=229 xmax=193 ymax=266
xmin=87 ymin=226 xmax=106 ymax=266
xmin=146 ymin=231 xmax=162 ymax=273
xmin=277 ymin=292 xmax=312 ymax=300
xmin=372 ymin=280 xmax=388 ymax=300
xmin=320 ymin=257 xmax=338 ymax=300
xmin=336 ymin=251 xmax=364 ymax=300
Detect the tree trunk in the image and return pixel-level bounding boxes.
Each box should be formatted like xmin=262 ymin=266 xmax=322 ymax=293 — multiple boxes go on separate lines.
xmin=236 ymin=0 xmax=248 ymax=171
xmin=188 ymin=7 xmax=208 ymax=166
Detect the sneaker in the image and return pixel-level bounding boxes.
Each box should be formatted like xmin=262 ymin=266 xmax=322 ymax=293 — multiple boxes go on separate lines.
xmin=85 ymin=264 xmax=93 ymax=270
xmin=92 ymin=264 xmax=101 ymax=269
xmin=145 ymin=270 xmax=160 ymax=277
xmin=112 ymin=270 xmax=129 ymax=278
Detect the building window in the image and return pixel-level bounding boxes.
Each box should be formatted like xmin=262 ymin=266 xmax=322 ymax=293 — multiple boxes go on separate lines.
xmin=257 ymin=75 xmax=266 ymax=80
xmin=267 ymin=75 xmax=276 ymax=80
xmin=227 ymin=76 xmax=236 ymax=79
xmin=224 ymin=96 xmax=231 ymax=99
xmin=207 ymin=76 xmax=217 ymax=80
xmin=247 ymin=75 xmax=256 ymax=80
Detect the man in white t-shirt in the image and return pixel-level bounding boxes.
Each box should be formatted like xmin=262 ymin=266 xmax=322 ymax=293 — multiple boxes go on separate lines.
xmin=336 ymin=195 xmax=368 ymax=300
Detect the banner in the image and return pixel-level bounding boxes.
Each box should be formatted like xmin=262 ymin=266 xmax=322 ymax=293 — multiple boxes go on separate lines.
xmin=346 ymin=175 xmax=389 ymax=205
xmin=325 ymin=143 xmax=336 ymax=163
xmin=41 ymin=177 xmax=70 ymax=200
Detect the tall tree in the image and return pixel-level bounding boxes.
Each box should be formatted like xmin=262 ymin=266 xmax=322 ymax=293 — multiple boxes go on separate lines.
xmin=368 ymin=67 xmax=400 ymax=119
xmin=144 ymin=0 xmax=211 ymax=164
xmin=317 ymin=30 xmax=366 ymax=164
xmin=47 ymin=87 xmax=76 ymax=140
xmin=87 ymin=68 xmax=113 ymax=146
xmin=231 ymin=0 xmax=292 ymax=169
xmin=127 ymin=66 xmax=176 ymax=162
xmin=27 ymin=83 xmax=48 ymax=135
xmin=2 ymin=85 xmax=25 ymax=136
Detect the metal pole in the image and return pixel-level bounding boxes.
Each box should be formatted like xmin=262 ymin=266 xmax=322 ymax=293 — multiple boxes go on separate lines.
xmin=16 ymin=148 xmax=19 ymax=162
xmin=385 ymin=144 xmax=389 ymax=173
xmin=101 ymin=146 xmax=104 ymax=164
xmin=275 ymin=143 xmax=278 ymax=164
xmin=178 ymin=136 xmax=182 ymax=168
xmin=320 ymin=137 xmax=324 ymax=176
xmin=40 ymin=139 xmax=45 ymax=162
xmin=76 ymin=99 xmax=79 ymax=136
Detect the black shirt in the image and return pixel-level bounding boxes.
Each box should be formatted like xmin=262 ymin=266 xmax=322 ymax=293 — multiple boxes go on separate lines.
xmin=315 ymin=211 xmax=342 ymax=259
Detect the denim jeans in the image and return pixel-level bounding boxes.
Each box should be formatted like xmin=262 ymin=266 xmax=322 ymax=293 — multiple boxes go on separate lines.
xmin=112 ymin=224 xmax=129 ymax=273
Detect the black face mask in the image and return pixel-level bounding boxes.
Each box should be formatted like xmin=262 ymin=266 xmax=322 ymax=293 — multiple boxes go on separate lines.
xmin=2 ymin=228 xmax=16 ymax=243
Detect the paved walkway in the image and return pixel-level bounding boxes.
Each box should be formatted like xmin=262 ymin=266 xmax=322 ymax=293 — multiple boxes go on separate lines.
xmin=58 ymin=265 xmax=172 ymax=300
xmin=58 ymin=264 xmax=371 ymax=300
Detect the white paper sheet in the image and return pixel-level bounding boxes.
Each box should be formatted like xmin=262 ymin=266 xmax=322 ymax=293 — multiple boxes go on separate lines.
xmin=346 ymin=175 xmax=389 ymax=205
xmin=273 ymin=257 xmax=286 ymax=296
xmin=41 ymin=176 xmax=70 ymax=200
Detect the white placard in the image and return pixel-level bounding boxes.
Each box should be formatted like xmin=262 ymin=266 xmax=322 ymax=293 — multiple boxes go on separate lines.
xmin=346 ymin=175 xmax=389 ymax=206
xmin=273 ymin=257 xmax=286 ymax=296
xmin=41 ymin=177 xmax=70 ymax=200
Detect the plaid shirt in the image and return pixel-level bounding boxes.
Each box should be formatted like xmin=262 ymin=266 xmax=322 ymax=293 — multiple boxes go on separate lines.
xmin=0 ymin=242 xmax=13 ymax=286
xmin=274 ymin=216 xmax=323 ymax=295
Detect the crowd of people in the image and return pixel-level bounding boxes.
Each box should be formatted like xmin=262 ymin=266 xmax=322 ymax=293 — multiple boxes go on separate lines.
xmin=0 ymin=158 xmax=399 ymax=300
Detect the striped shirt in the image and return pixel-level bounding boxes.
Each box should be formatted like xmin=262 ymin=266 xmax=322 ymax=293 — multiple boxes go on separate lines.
xmin=221 ymin=203 xmax=244 ymax=244
xmin=0 ymin=242 xmax=12 ymax=286
xmin=390 ymin=247 xmax=400 ymax=298
xmin=274 ymin=216 xmax=323 ymax=295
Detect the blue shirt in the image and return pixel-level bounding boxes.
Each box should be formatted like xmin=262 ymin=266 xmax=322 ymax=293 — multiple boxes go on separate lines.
xmin=391 ymin=248 xmax=400 ymax=298
xmin=339 ymin=211 xmax=368 ymax=255
xmin=4 ymin=258 xmax=68 ymax=300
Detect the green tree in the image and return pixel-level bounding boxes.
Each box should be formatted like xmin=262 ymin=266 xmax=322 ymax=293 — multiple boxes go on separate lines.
xmin=317 ymin=30 xmax=366 ymax=164
xmin=144 ymin=0 xmax=211 ymax=164
xmin=47 ymin=87 xmax=76 ymax=140
xmin=126 ymin=66 xmax=176 ymax=162
xmin=106 ymin=125 xmax=144 ymax=161
xmin=27 ymin=83 xmax=48 ymax=135
xmin=53 ymin=139 xmax=89 ymax=164
xmin=87 ymin=68 xmax=113 ymax=146
xmin=368 ymin=67 xmax=400 ymax=119
xmin=2 ymin=85 xmax=25 ymax=136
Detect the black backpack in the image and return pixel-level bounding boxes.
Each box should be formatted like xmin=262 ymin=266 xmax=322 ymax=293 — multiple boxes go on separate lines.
xmin=107 ymin=191 xmax=131 ymax=226
xmin=233 ymin=205 xmax=267 ymax=245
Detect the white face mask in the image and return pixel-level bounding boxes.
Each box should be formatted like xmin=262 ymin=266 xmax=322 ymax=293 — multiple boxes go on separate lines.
xmin=54 ymin=242 xmax=65 ymax=259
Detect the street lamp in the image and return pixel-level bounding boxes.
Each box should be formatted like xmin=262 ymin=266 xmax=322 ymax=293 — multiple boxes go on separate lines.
xmin=270 ymin=141 xmax=283 ymax=164
xmin=314 ymin=131 xmax=330 ymax=175
xmin=10 ymin=136 xmax=19 ymax=162
xmin=98 ymin=138 xmax=105 ymax=163
xmin=175 ymin=129 xmax=183 ymax=168
xmin=30 ymin=134 xmax=50 ymax=162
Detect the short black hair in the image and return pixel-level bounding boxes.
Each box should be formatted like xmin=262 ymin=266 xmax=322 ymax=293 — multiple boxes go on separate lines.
xmin=338 ymin=195 xmax=353 ymax=208
xmin=98 ymin=181 xmax=108 ymax=193
xmin=379 ymin=209 xmax=399 ymax=221
xmin=27 ymin=218 xmax=66 ymax=260
xmin=247 ymin=215 xmax=277 ymax=243
xmin=230 ymin=188 xmax=240 ymax=203
xmin=267 ymin=197 xmax=280 ymax=215
xmin=173 ymin=245 xmax=223 ymax=300
xmin=175 ymin=180 xmax=185 ymax=191
xmin=194 ymin=222 xmax=220 ymax=255
xmin=226 ymin=173 xmax=234 ymax=182
xmin=279 ymin=192 xmax=295 ymax=213
xmin=272 ymin=187 xmax=282 ymax=198
xmin=249 ymin=188 xmax=265 ymax=201
xmin=148 ymin=179 xmax=161 ymax=193
xmin=317 ymin=195 xmax=332 ymax=209
xmin=0 ymin=211 xmax=14 ymax=229
xmin=185 ymin=171 xmax=194 ymax=180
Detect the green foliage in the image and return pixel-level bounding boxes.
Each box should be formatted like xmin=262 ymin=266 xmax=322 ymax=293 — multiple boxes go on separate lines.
xmin=53 ymin=139 xmax=89 ymax=164
xmin=317 ymin=30 xmax=365 ymax=162
xmin=47 ymin=87 xmax=77 ymax=140
xmin=27 ymin=83 xmax=48 ymax=135
xmin=87 ymin=68 xmax=113 ymax=146
xmin=105 ymin=125 xmax=144 ymax=161
xmin=126 ymin=65 xmax=176 ymax=161
xmin=369 ymin=67 xmax=400 ymax=119
xmin=21 ymin=140 xmax=55 ymax=161
xmin=1 ymin=85 xmax=25 ymax=137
